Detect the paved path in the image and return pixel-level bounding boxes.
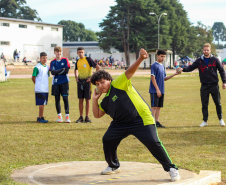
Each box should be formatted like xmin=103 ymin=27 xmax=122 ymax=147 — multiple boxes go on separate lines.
xmin=10 ymin=70 xmax=199 ymax=79
xmin=11 ymin=161 xmax=196 ymax=185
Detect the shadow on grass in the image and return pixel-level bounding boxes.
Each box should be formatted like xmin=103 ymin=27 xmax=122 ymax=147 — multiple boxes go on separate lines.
xmin=162 ymin=125 xmax=224 ymax=128
xmin=25 ymin=128 xmax=107 ymax=132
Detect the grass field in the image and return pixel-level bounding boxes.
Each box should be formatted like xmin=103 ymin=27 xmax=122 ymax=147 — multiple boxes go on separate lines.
xmin=0 ymin=73 xmax=226 ymax=184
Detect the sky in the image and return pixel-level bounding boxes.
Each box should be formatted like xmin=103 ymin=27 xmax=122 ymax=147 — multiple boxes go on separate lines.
xmin=26 ymin=0 xmax=226 ymax=40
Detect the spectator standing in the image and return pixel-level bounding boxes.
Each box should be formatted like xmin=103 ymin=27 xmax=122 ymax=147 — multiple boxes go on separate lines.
xmin=178 ymin=43 xmax=226 ymax=127
xmin=72 ymin=57 xmax=76 ymax=64
xmin=18 ymin=51 xmax=21 ymax=62
xmin=143 ymin=61 xmax=146 ymax=70
xmin=50 ymin=46 xmax=71 ymax=123
xmin=14 ymin=49 xmax=18 ymax=62
xmin=31 ymin=52 xmax=49 ymax=123
xmin=149 ymin=50 xmax=181 ymax=128
xmin=75 ymin=47 xmax=100 ymax=123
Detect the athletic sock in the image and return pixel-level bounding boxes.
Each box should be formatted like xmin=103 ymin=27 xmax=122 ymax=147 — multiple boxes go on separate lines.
xmin=66 ymin=114 xmax=69 ymax=117
xmin=58 ymin=113 xmax=62 ymax=117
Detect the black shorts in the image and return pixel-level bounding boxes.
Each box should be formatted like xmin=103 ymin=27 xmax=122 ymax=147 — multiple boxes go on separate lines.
xmin=51 ymin=82 xmax=69 ymax=96
xmin=77 ymin=81 xmax=92 ymax=99
xmin=150 ymin=93 xmax=164 ymax=107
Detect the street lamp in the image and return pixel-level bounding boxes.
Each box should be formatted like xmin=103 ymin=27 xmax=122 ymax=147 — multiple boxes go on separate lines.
xmin=150 ymin=12 xmax=167 ymax=49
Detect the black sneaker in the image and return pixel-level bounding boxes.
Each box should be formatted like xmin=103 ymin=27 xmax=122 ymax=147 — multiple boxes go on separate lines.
xmin=156 ymin=121 xmax=165 ymax=128
xmin=85 ymin=116 xmax=92 ymax=123
xmin=76 ymin=116 xmax=83 ymax=123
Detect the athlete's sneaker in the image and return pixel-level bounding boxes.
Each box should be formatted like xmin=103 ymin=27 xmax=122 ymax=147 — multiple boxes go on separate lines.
xmin=37 ymin=117 xmax=48 ymax=123
xmin=199 ymin=121 xmax=208 ymax=127
xmin=76 ymin=116 xmax=83 ymax=123
xmin=56 ymin=115 xmax=63 ymax=123
xmin=101 ymin=167 xmax=121 ymax=175
xmin=219 ymin=119 xmax=225 ymax=127
xmin=65 ymin=115 xmax=71 ymax=123
xmin=156 ymin=121 xmax=165 ymax=128
xmin=168 ymin=168 xmax=181 ymax=182
xmin=85 ymin=116 xmax=92 ymax=123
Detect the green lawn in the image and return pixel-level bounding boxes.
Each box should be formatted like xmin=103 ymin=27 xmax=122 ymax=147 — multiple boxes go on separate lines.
xmin=0 ymin=74 xmax=226 ymax=184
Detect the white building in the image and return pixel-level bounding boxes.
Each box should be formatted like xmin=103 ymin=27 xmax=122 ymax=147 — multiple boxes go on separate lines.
xmin=216 ymin=49 xmax=226 ymax=62
xmin=0 ymin=17 xmax=64 ymax=61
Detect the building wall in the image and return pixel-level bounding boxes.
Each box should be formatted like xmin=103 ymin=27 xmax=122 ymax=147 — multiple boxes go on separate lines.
xmin=0 ymin=20 xmax=63 ymax=61
xmin=217 ymin=48 xmax=226 ymax=62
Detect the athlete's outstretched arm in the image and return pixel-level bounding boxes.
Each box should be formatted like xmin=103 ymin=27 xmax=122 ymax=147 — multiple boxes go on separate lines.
xmin=125 ymin=48 xmax=149 ymax=80
xmin=92 ymin=90 xmax=105 ymax=118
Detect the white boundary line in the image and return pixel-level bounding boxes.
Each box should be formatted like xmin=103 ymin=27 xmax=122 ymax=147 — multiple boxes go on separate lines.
xmin=28 ymin=164 xmax=71 ymax=185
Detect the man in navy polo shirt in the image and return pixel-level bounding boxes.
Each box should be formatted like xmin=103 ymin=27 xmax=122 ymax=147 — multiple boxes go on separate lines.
xmin=149 ymin=50 xmax=181 ymax=127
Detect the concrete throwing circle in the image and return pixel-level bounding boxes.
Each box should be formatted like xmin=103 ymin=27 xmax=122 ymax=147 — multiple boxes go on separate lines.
xmin=11 ymin=161 xmax=196 ymax=185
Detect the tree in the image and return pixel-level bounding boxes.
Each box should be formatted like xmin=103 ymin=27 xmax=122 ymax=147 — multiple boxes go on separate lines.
xmin=58 ymin=20 xmax=97 ymax=42
xmin=212 ymin=22 xmax=226 ymax=49
xmin=0 ymin=0 xmax=41 ymax=21
xmin=98 ymin=0 xmax=202 ymax=66
xmin=98 ymin=0 xmax=171 ymax=66
xmin=85 ymin=29 xmax=98 ymax=41
xmin=194 ymin=22 xmax=216 ymax=58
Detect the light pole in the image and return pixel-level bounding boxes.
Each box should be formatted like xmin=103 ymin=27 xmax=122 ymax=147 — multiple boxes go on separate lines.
xmin=150 ymin=12 xmax=167 ymax=49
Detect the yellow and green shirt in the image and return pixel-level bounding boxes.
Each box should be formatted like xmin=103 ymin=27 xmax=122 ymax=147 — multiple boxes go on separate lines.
xmin=99 ymin=72 xmax=155 ymax=126
xmin=75 ymin=57 xmax=97 ymax=79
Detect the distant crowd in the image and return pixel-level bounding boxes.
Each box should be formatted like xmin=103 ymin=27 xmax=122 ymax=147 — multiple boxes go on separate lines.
xmin=72 ymin=55 xmax=126 ymax=69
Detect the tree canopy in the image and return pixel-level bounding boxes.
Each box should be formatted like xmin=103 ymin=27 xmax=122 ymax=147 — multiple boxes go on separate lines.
xmin=98 ymin=0 xmax=215 ymax=66
xmin=58 ymin=20 xmax=97 ymax=42
xmin=212 ymin=22 xmax=226 ymax=49
xmin=0 ymin=0 xmax=41 ymax=21
xmin=194 ymin=22 xmax=216 ymax=58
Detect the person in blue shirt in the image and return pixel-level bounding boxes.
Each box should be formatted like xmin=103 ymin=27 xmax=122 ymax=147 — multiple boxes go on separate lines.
xmin=149 ymin=50 xmax=181 ymax=127
xmin=50 ymin=46 xmax=71 ymax=123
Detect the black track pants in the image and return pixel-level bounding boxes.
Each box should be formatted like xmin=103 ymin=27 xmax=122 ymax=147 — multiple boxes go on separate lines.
xmin=55 ymin=95 xmax=69 ymax=114
xmin=200 ymin=84 xmax=222 ymax=121
xmin=102 ymin=124 xmax=177 ymax=172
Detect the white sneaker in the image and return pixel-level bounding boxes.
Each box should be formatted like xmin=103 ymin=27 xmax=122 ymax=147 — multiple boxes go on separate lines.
xmin=101 ymin=167 xmax=121 ymax=175
xmin=199 ymin=121 xmax=208 ymax=127
xmin=65 ymin=115 xmax=71 ymax=123
xmin=169 ymin=168 xmax=181 ymax=182
xmin=56 ymin=115 xmax=63 ymax=123
xmin=219 ymin=119 xmax=225 ymax=127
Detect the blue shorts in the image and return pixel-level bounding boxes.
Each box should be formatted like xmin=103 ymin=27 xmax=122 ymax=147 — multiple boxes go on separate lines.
xmin=35 ymin=93 xmax=48 ymax=105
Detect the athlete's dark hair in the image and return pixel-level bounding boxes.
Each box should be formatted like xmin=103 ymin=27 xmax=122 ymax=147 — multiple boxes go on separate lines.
xmin=157 ymin=49 xmax=166 ymax=55
xmin=91 ymin=70 xmax=113 ymax=85
xmin=40 ymin=52 xmax=47 ymax=58
xmin=77 ymin=47 xmax=84 ymax=51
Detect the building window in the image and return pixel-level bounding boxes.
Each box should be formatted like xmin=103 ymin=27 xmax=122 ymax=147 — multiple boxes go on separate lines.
xmin=51 ymin=27 xmax=58 ymax=31
xmin=36 ymin=26 xmax=43 ymax=30
xmin=0 ymin=41 xmax=10 ymax=45
xmin=51 ymin=44 xmax=57 ymax=47
xmin=19 ymin=24 xmax=27 ymax=28
xmin=1 ymin=23 xmax=10 ymax=27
